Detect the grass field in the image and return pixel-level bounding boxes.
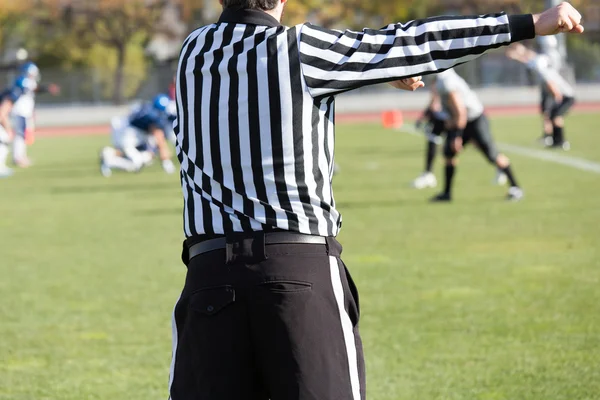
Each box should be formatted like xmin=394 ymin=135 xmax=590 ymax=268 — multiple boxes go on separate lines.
xmin=1 ymin=113 xmax=599 ymax=400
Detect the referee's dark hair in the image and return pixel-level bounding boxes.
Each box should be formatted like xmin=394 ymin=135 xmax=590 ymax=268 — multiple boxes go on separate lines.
xmin=222 ymin=0 xmax=278 ymax=10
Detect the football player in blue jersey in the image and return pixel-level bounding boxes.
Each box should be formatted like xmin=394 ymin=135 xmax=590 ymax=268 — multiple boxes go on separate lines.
xmin=99 ymin=94 xmax=176 ymax=177
xmin=11 ymin=62 xmax=60 ymax=168
xmin=0 ymin=79 xmax=29 ymax=177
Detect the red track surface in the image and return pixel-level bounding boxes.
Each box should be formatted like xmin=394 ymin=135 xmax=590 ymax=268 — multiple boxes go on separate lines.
xmin=35 ymin=102 xmax=600 ymax=138
xmin=335 ymin=102 xmax=600 ymax=124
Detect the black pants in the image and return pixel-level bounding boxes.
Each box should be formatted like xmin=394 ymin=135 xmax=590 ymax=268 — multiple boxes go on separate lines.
xmin=428 ymin=116 xmax=446 ymax=137
xmin=444 ymin=114 xmax=499 ymax=163
xmin=550 ymin=96 xmax=575 ymax=119
xmin=540 ymin=86 xmax=553 ymax=115
xmin=169 ymin=235 xmax=365 ymax=400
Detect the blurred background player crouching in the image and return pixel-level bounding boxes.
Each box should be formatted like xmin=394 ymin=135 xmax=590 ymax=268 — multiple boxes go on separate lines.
xmin=99 ymin=94 xmax=176 ymax=177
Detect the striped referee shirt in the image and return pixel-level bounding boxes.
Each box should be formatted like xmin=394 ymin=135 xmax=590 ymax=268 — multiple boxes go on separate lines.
xmin=175 ymin=8 xmax=534 ymax=238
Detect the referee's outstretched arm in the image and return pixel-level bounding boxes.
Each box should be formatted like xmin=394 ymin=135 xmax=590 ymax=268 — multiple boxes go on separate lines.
xmin=299 ymin=2 xmax=584 ymax=97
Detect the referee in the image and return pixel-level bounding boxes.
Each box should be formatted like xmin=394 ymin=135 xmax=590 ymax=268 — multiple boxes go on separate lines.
xmin=169 ymin=1 xmax=583 ymax=399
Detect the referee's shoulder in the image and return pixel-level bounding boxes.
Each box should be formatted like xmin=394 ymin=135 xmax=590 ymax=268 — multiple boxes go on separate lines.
xmin=294 ymin=22 xmax=347 ymax=45
xmin=181 ymin=24 xmax=218 ymax=47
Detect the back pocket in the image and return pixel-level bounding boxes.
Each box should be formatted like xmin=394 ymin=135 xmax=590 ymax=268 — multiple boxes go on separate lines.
xmin=188 ymin=286 xmax=235 ymax=316
xmin=259 ymin=280 xmax=312 ymax=293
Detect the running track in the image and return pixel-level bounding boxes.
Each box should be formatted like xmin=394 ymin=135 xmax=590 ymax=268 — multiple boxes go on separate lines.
xmin=35 ymin=102 xmax=600 ymax=138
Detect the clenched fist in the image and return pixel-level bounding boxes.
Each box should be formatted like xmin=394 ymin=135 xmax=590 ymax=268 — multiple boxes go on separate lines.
xmin=534 ymin=2 xmax=584 ymax=36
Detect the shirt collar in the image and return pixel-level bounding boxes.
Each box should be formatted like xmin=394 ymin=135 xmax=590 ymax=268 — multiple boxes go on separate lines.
xmin=218 ymin=7 xmax=281 ymax=28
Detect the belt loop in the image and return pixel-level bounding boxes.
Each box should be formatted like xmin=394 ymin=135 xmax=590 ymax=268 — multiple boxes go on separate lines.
xmin=259 ymin=231 xmax=268 ymax=261
xmin=225 ymin=232 xmax=238 ymax=265
xmin=225 ymin=240 xmax=235 ymax=265
xmin=325 ymin=237 xmax=340 ymax=257
xmin=225 ymin=232 xmax=267 ymax=265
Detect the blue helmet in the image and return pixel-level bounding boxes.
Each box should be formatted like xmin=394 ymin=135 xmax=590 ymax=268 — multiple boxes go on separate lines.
xmin=152 ymin=94 xmax=170 ymax=112
xmin=20 ymin=62 xmax=40 ymax=81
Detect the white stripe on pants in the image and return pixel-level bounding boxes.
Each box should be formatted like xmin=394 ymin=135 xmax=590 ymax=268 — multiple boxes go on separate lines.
xmin=168 ymin=296 xmax=180 ymax=400
xmin=329 ymin=256 xmax=362 ymax=400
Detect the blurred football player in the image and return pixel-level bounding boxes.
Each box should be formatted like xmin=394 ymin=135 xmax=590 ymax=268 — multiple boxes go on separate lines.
xmin=536 ymin=36 xmax=564 ymax=144
xmin=11 ymin=62 xmax=60 ymax=168
xmin=412 ymin=86 xmax=507 ymax=189
xmin=430 ymin=69 xmax=523 ymax=202
xmin=100 ymin=94 xmax=175 ymax=177
xmin=0 ymin=82 xmax=23 ymax=177
xmin=165 ymin=99 xmax=177 ymax=146
xmin=507 ymin=43 xmax=574 ymax=150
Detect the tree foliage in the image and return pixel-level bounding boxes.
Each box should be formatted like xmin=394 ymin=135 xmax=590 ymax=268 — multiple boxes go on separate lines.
xmin=0 ymin=1 xmax=31 ymax=57
xmin=283 ymin=0 xmax=428 ymax=28
xmin=61 ymin=0 xmax=169 ymax=103
xmin=1 ymin=0 xmax=598 ymax=103
xmin=19 ymin=0 xmax=171 ymax=103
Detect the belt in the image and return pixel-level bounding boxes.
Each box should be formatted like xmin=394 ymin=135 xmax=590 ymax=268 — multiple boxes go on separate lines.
xmin=188 ymin=232 xmax=327 ymax=261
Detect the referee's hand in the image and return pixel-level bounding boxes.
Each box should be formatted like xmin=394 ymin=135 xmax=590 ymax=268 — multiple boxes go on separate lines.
xmin=533 ymin=2 xmax=584 ymax=35
xmin=388 ymin=76 xmax=425 ymax=91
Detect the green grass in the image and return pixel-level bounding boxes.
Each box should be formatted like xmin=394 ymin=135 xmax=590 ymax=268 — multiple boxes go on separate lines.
xmin=482 ymin=113 xmax=600 ymax=162
xmin=1 ymin=113 xmax=599 ymax=400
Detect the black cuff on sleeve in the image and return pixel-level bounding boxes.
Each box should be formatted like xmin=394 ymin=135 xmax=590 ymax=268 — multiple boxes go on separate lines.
xmin=36 ymin=84 xmax=50 ymax=94
xmin=509 ymin=14 xmax=535 ymax=43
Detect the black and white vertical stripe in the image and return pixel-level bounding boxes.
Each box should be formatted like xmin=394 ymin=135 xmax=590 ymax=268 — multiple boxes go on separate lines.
xmin=175 ymin=12 xmax=515 ymax=237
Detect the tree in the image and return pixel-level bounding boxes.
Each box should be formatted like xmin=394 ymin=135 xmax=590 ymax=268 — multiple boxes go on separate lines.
xmin=0 ymin=1 xmax=31 ymax=65
xmin=283 ymin=0 xmax=416 ymax=29
xmin=36 ymin=0 xmax=171 ymax=104
xmin=175 ymin=0 xmax=420 ymax=30
xmin=176 ymin=0 xmax=221 ymax=27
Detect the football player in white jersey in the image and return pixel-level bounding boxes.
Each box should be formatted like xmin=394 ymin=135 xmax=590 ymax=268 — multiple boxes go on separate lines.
xmin=507 ymin=43 xmax=575 ymax=150
xmin=536 ymin=36 xmax=564 ymax=144
xmin=431 ymin=69 xmax=524 ymax=202
xmin=411 ymin=85 xmax=508 ymax=189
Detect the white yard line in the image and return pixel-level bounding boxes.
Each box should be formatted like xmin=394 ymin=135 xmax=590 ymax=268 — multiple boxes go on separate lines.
xmin=497 ymin=143 xmax=600 ymax=174
xmin=399 ymin=125 xmax=600 ymax=175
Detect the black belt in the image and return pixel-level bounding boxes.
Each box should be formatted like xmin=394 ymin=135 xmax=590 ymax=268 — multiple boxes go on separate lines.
xmin=188 ymin=232 xmax=327 ymax=261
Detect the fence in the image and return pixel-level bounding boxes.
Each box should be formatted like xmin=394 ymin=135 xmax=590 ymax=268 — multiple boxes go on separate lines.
xmin=1 ymin=37 xmax=599 ymax=105
xmin=0 ymin=63 xmax=177 ymax=106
